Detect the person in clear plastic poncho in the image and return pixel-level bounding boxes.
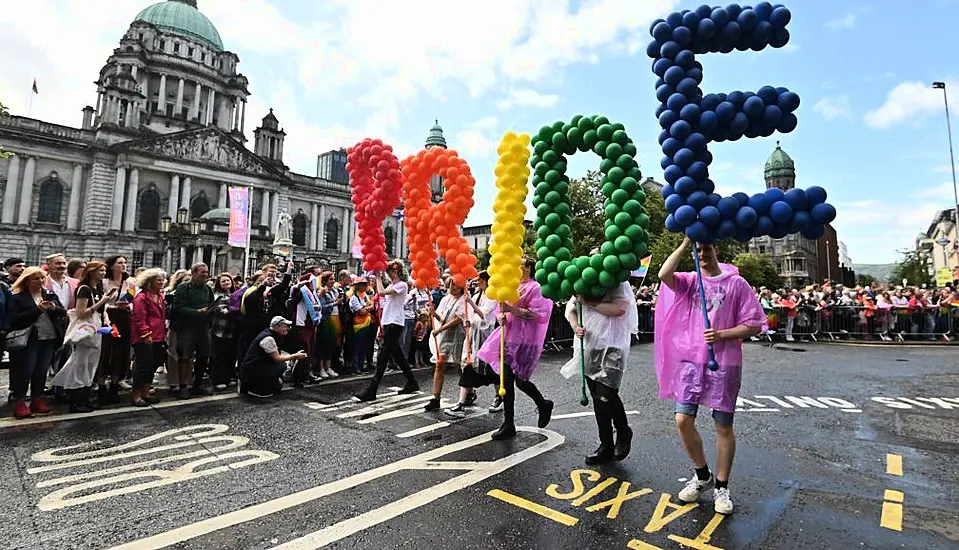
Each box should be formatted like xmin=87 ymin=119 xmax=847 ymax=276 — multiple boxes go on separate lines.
xmin=563 ymin=280 xmax=638 ymax=465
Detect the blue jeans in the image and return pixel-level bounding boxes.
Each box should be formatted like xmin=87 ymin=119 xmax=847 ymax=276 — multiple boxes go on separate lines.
xmin=10 ymin=335 xmax=58 ymax=400
xmin=352 ymin=326 xmax=373 ymax=372
xmin=400 ymin=318 xmax=415 ymax=358
xmin=675 ymin=401 xmax=735 ymax=426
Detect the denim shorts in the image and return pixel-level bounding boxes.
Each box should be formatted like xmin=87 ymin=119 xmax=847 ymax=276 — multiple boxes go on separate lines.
xmin=675 ymin=402 xmax=734 ymax=426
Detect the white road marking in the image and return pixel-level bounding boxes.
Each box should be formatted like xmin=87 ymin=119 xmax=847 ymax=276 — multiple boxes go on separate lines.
xmin=108 ymin=427 xmax=564 ymax=550
xmin=336 ymin=394 xmax=428 ymax=419
xmin=355 ymin=399 xmax=453 ymax=424
xmin=552 ymin=411 xmax=642 ymax=420
xmin=396 ymin=422 xmax=451 ymax=438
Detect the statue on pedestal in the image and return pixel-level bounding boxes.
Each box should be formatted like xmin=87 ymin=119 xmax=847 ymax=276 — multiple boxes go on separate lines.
xmin=273 ymin=210 xmax=293 ymax=258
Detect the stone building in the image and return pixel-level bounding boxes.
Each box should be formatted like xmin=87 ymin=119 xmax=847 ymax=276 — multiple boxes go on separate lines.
xmin=748 ymin=143 xmax=821 ymax=288
xmin=0 ymin=0 xmax=407 ymax=275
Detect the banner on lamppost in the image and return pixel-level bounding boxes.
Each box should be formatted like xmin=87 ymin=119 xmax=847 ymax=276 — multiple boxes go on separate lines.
xmin=228 ymin=186 xmax=250 ymax=248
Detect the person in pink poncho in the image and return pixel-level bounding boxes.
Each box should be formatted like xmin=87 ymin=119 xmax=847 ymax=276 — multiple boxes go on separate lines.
xmin=477 ymin=257 xmax=554 ymax=440
xmin=656 ymin=237 xmax=765 ymax=516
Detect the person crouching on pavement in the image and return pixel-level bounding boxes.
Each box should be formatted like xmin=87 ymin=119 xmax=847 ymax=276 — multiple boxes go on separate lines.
xmin=239 ymin=316 xmax=307 ymax=398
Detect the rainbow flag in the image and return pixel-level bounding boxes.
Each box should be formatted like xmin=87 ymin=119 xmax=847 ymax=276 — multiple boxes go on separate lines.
xmin=118 ymin=285 xmax=137 ymax=303
xmin=631 ymin=255 xmax=652 ymax=278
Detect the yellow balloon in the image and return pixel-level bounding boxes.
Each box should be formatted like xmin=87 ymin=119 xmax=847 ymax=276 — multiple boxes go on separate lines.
xmin=488 ymin=132 xmax=530 ymax=304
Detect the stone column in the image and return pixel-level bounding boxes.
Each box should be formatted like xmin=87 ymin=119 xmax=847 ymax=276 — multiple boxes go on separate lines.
xmin=110 ymin=165 xmax=126 ymax=230
xmin=165 ymin=248 xmax=172 ymax=272
xmin=271 ymin=196 xmax=279 ymax=233
xmin=168 ymin=174 xmax=180 ymax=217
xmin=67 ymin=163 xmax=83 ymax=230
xmin=180 ymin=246 xmax=186 ymax=269
xmin=95 ymin=92 xmax=103 ymax=118
xmin=158 ymin=74 xmax=167 ymax=113
xmin=396 ymin=219 xmax=403 ymax=257
xmin=181 ymin=176 xmax=192 ymax=217
xmin=261 ymin=190 xmax=271 ymax=227
xmin=218 ymin=182 xmax=228 ymax=208
xmin=140 ymin=74 xmax=149 ymax=112
xmin=16 ymin=156 xmax=37 ymax=225
xmin=210 ymin=246 xmax=217 ymax=273
xmin=309 ymin=203 xmax=318 ymax=249
xmin=233 ymin=98 xmax=241 ymax=130
xmin=318 ymin=204 xmax=327 ymax=249
xmin=206 ymin=89 xmax=216 ymax=125
xmin=175 ymin=77 xmax=185 ymax=118
xmin=192 ymin=82 xmax=202 ymax=120
xmin=340 ymin=207 xmax=349 ymax=253
xmin=131 ymin=65 xmax=138 ymax=79
xmin=123 ymin=168 xmax=139 ymax=231
xmin=124 ymin=101 xmax=135 ymax=128
xmin=240 ymin=100 xmax=247 ymax=134
xmin=2 ymin=154 xmax=21 ymax=224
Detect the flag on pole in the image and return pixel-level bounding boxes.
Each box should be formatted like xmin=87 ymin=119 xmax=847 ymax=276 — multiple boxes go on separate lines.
xmin=31 ymin=79 xmax=38 ymax=94
xmin=631 ymin=255 xmax=653 ymax=278
xmin=227 ymin=186 xmax=250 ymax=247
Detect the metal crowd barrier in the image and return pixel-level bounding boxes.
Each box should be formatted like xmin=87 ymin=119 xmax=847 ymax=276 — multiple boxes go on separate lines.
xmin=540 ymin=303 xmax=958 ymax=350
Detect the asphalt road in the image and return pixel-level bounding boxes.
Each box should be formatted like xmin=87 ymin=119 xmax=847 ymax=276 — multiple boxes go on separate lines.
xmin=1 ymin=342 xmax=957 ymax=550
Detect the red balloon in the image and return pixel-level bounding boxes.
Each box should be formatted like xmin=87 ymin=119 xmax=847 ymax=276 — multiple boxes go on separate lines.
xmin=348 ymin=139 xmax=405 ymax=272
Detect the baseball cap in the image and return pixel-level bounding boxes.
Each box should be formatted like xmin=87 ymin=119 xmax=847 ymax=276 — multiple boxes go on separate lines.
xmin=4 ymin=257 xmax=25 ymax=268
xmin=269 ymin=316 xmax=292 ymax=328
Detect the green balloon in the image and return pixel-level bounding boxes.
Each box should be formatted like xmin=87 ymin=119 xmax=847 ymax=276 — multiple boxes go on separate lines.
xmin=589 ymin=284 xmax=606 ymax=298
xmin=601 ymin=182 xmax=616 ymax=198
xmin=615 ymin=154 xmax=634 ymax=171
xmin=619 ymin=252 xmax=638 ymax=270
xmin=529 ymin=154 xmax=541 ymax=168
xmin=537 ymin=126 xmax=553 ymax=142
xmin=544 ymin=213 xmax=561 ymax=229
xmin=633 ymin=241 xmax=649 ymax=258
xmin=532 ymin=195 xmax=543 ymax=208
xmin=604 ymin=203 xmax=620 ymax=219
xmin=594 ymin=115 xmax=610 ymax=126
xmin=599 ymin=158 xmax=615 ymax=174
xmin=600 ymin=241 xmax=615 ymax=257
xmin=537 ymin=224 xmax=551 ymax=239
xmin=545 ymin=234 xmax=562 ymax=251
xmin=593 ymin=140 xmax=610 ymax=156
xmin=573 ymin=279 xmax=587 ymax=296
xmin=534 ymin=161 xmax=549 ymax=176
xmin=615 ymin=211 xmax=633 ymax=229
xmin=625 ymin=224 xmax=645 ymax=242
xmin=623 ymin=199 xmax=643 ymax=217
xmin=621 ymin=177 xmax=638 ymax=195
xmin=557 ymin=260 xmax=572 ymax=274
xmin=577 ymin=116 xmax=594 ymax=132
xmin=611 ymin=129 xmax=628 ymax=144
xmin=534 ymin=238 xmax=545 ymax=249
xmin=589 ymin=254 xmax=604 ymax=271
xmin=553 ymin=202 xmax=571 ymax=217
xmin=545 ymin=191 xmax=562 ymax=206
xmin=535 ymin=181 xmax=551 ymax=196
xmin=564 ymin=264 xmax=581 ymax=281
xmin=570 ymin=114 xmax=583 ymax=127
xmin=605 ymin=142 xmax=623 ymax=160
xmin=561 ymin=123 xmax=572 ymax=134
xmin=583 ymin=129 xmax=598 ymax=149
xmin=560 ymin=279 xmax=575 ymax=297
xmin=555 ymin=224 xmax=571 ymax=240
xmin=552 ymin=120 xmax=565 ymax=132
xmin=611 ymin=122 xmax=625 ymax=132
xmin=574 ymin=256 xmax=590 ymax=271
xmin=537 ymin=247 xmax=551 ymax=261
xmin=567 ymin=126 xmax=584 ymax=148
xmin=543 ymin=256 xmax=560 ymax=271
xmin=534 ymin=140 xmax=550 ymax=155
xmin=627 ymin=167 xmax=643 ymax=180
xmin=624 ymin=143 xmax=637 ymax=157
xmin=635 ymin=212 xmax=650 ymax=229
xmin=541 ymin=285 xmax=556 ymax=300
xmin=553 ymin=160 xmax=567 ymax=174
xmin=552 ymin=131 xmax=568 ymax=151
xmin=599 ymin=270 xmax=617 ymax=289
xmin=553 ymin=181 xmax=569 ymax=196
xmin=611 ymin=188 xmax=629 ymax=206
xmin=602 ymin=254 xmax=622 ymax=273
xmin=535 ymin=268 xmax=548 ymax=284
xmin=542 ymin=150 xmax=559 ymax=165
xmin=604 ymin=224 xmax=623 ymax=241
xmin=607 ymin=167 xmax=626 ymax=184
xmin=582 ymin=267 xmax=599 ymax=285
xmin=597 ymin=124 xmax=614 ymax=141
xmin=556 ymin=247 xmax=572 ymax=262
xmin=632 ymin=189 xmax=647 ymax=203
xmin=544 ymin=170 xmax=561 ymax=185
xmin=547 ymin=271 xmax=560 ymax=287
xmin=614 ymin=235 xmax=632 ymax=253
xmin=536 ymin=203 xmax=552 ymax=218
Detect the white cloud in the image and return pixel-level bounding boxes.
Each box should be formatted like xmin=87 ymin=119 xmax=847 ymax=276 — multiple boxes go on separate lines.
xmin=814 ymin=95 xmax=853 ymax=121
xmin=497 ymin=89 xmax=560 ymax=110
xmin=934 ymin=164 xmax=955 ymax=174
xmin=825 ymin=13 xmax=856 ymax=30
xmin=864 ymin=80 xmax=954 ymax=129
xmin=453 ymin=117 xmax=502 ymax=159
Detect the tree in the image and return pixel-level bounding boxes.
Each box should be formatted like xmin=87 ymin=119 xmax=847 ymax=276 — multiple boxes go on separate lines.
xmin=0 ymin=101 xmax=12 ymax=159
xmin=891 ymin=249 xmax=933 ymax=288
xmin=475 ymin=247 xmax=491 ymax=270
xmin=566 ymin=170 xmax=607 ymax=258
xmin=856 ymin=273 xmax=877 ymax=287
xmin=732 ymin=253 xmax=783 ymax=289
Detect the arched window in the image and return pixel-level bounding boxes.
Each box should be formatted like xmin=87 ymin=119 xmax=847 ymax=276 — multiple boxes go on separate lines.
xmin=138 ymin=188 xmax=160 ymax=230
xmin=324 ymin=218 xmax=340 ymax=250
xmin=190 ymin=192 xmax=210 ymax=219
xmin=37 ymin=177 xmax=63 ymax=223
xmin=384 ymin=225 xmax=395 ymax=257
xmin=292 ymin=211 xmax=308 ymax=247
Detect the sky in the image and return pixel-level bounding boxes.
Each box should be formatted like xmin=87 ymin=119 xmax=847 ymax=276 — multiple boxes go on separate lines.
xmin=1 ymin=0 xmax=957 ymax=264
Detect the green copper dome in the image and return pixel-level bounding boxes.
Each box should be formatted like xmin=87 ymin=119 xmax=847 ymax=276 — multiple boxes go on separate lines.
xmin=134 ymin=0 xmax=224 ymax=51
xmin=764 ymin=141 xmax=796 ymax=180
xmin=425 ymin=119 xmax=447 ymax=149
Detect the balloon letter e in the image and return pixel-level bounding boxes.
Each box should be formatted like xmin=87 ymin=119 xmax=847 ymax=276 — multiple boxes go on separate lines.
xmin=649 ymin=3 xmax=836 ymax=243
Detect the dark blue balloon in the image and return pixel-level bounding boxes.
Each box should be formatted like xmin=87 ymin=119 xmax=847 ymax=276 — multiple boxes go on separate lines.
xmin=667 ymin=92 xmax=687 ymax=111
xmin=700 ymin=205 xmax=721 ymax=227
xmin=716 ymin=101 xmax=737 ymax=123
xmin=801 ymin=224 xmax=825 ymax=240
xmin=698 ymin=17 xmax=717 ymax=38
xmin=738 ymin=8 xmax=758 ymax=31
xmin=769 ymin=6 xmax=791 ymax=28
xmin=677 ymin=78 xmax=700 ymax=97
xmin=685 ymin=132 xmax=707 ymax=151
xmin=687 ymin=67 xmax=704 ymax=84
xmin=650 ymin=18 xmax=666 ymax=35
xmin=665 ymin=194 xmax=685 ymax=213
xmin=675 ymin=205 xmax=698 ymax=227
xmin=647 ymin=40 xmax=662 ymax=59
xmin=667 ymin=12 xmax=684 ymax=28
xmin=700 ymin=178 xmax=716 ymax=194
xmin=769 ymin=200 xmax=794 ymax=223
xmin=723 ymin=21 xmax=742 ymax=42
xmin=682 ymin=11 xmax=700 ymax=28
xmin=725 ymin=4 xmax=743 ymax=19
xmin=661 ymin=156 xmax=672 ymax=170
xmin=701 ymin=150 xmax=714 ymax=166
xmin=663 ymin=137 xmax=683 ymax=158
xmin=711 ymin=7 xmax=730 ymax=27
xmin=753 ymin=21 xmax=773 ymax=44
xmin=652 ymin=22 xmax=673 ymax=43
xmin=779 ymin=91 xmax=801 ymax=112
xmin=718 ymin=219 xmax=738 ymax=239
xmin=708 ymin=193 xmax=722 ymax=206
xmin=656 ymin=84 xmax=674 ymax=103
xmin=754 ymin=2 xmax=774 ymax=19
xmin=659 ymin=109 xmax=679 ymax=130
xmin=688 ymin=191 xmax=710 ymax=210
xmin=743 ymin=96 xmax=765 ymax=119
xmin=784 ymin=188 xmax=809 ymax=210
xmin=732 ymin=192 xmax=751 ymax=208
xmin=806 ymin=186 xmax=828 ymax=205
xmin=664 ymin=65 xmax=686 ymax=87
xmin=655 ymin=103 xmax=667 ymax=118
xmin=665 ymin=213 xmax=683 ymax=233
xmin=755 ymin=216 xmax=775 ymax=236
xmin=758 ymin=85 xmax=779 ymax=104
xmin=685 ymin=221 xmax=712 ymax=242
xmin=687 ymin=161 xmax=708 ymax=180
xmin=653 ymin=58 xmax=673 ymax=77
xmin=670 ymin=120 xmax=693 ymax=140
xmin=770 ymin=28 xmax=790 ymax=48
xmin=695 ymin=4 xmax=713 ymax=18
xmin=680 ymin=104 xmax=701 ymax=124
xmin=765 ymin=187 xmax=785 ymax=203
xmin=699 ymin=111 xmax=719 ymax=134
xmin=770 ymin=223 xmax=789 ymax=239
xmin=663 ymin=164 xmax=683 ymax=184
xmin=718 ymin=197 xmax=740 ymax=218
xmin=790 ymin=211 xmax=811 ymax=232
xmin=700 ymin=94 xmax=721 ymax=111
xmin=673 ymin=26 xmax=693 ymax=47
xmin=675 ymin=49 xmax=695 ymax=68
xmin=675 ymin=176 xmax=698 ymax=196
xmin=736 ymin=205 xmax=759 ymax=228
xmin=658 ymin=129 xmax=670 ymax=145
xmin=661 ymin=40 xmax=681 ymax=59
xmin=727 ymin=91 xmax=746 ymax=106
xmin=811 ymin=203 xmax=837 ymax=224
xmin=730 ymin=112 xmax=750 ymax=134
xmin=655 ymin=77 xmax=666 ymax=88
xmin=762 ymin=105 xmax=783 ymax=128
xmin=777 ymin=112 xmax=798 ymax=133
xmin=735 ymin=228 xmax=754 ymax=242
xmin=661 ymin=183 xmax=675 ymax=198
xmin=673 ymin=147 xmax=696 ymax=168
xmin=745 ymin=125 xmax=762 ymax=139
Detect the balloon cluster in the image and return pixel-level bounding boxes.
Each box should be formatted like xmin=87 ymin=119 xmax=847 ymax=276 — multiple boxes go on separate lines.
xmin=347 ymin=138 xmax=404 ymax=271
xmin=648 ymin=3 xmax=837 ymax=242
xmin=487 ymin=132 xmax=531 ymax=303
xmin=531 ymin=115 xmax=650 ymax=301
xmin=401 ymin=147 xmax=479 ymax=289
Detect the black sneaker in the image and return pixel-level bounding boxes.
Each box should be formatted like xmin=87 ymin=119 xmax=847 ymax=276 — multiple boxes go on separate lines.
xmin=398 ymin=382 xmax=420 ymax=394
xmin=423 ymin=398 xmax=441 ymax=411
xmin=444 ymin=403 xmax=467 ymax=417
xmin=355 ymin=391 xmax=377 ymax=402
xmin=465 ymin=391 xmax=478 ymax=406
xmin=537 ymin=400 xmax=554 ymax=428
xmin=191 ymin=386 xmax=214 ymax=397
xmin=488 ymin=396 xmax=503 ymax=412
xmin=491 ymin=423 xmax=517 ymax=440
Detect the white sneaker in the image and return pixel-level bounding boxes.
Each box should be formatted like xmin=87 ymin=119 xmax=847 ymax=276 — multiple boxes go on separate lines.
xmin=713 ymin=487 xmax=734 ymax=514
xmin=318 ymin=369 xmax=330 ymax=379
xmin=118 ymin=380 xmax=133 ymax=390
xmin=325 ymin=368 xmax=339 ymax=378
xmin=678 ymin=474 xmax=714 ymax=503
xmin=214 ymin=384 xmax=227 ymax=391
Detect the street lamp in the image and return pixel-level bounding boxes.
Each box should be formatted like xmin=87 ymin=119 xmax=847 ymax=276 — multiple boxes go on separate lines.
xmin=933 ymin=81 xmax=959 ymax=266
xmin=160 ymin=207 xmax=201 ymax=270
xmin=936 ymin=235 xmax=951 ymax=268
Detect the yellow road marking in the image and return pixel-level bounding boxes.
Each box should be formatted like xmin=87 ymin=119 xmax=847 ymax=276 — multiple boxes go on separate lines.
xmin=883 ymin=490 xmax=904 ymax=503
xmin=886 ymin=454 xmax=903 ymax=476
xmin=627 ymin=540 xmax=664 ymax=550
xmin=880 ymin=501 xmax=903 ymax=531
xmin=488 ymin=489 xmax=579 ymax=527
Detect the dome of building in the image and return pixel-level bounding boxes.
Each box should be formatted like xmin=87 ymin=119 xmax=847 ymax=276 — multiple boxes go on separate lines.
xmin=764 ymin=141 xmax=796 ymax=181
xmin=134 ymin=0 xmax=224 ymax=51
xmin=425 ymin=119 xmax=447 ymax=149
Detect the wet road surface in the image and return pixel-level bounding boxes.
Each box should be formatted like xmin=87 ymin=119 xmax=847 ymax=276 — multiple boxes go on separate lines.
xmin=1 ymin=343 xmax=957 ymax=549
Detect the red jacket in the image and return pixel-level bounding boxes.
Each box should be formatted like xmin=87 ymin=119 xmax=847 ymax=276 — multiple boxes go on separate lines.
xmin=131 ymin=290 xmax=167 ymax=344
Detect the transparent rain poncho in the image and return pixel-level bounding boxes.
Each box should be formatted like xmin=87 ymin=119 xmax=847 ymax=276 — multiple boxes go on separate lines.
xmin=560 ymin=282 xmax=638 ymax=390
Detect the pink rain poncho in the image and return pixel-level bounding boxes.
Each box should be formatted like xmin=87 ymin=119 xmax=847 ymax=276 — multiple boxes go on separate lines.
xmin=654 ymin=264 xmax=766 ymax=413
xmin=477 ymin=279 xmax=552 ymax=381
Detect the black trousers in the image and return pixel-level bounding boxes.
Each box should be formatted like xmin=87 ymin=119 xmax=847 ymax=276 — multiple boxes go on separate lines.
xmin=502 ymin=363 xmax=546 ymax=426
xmin=369 ymin=324 xmax=416 ymax=390
xmin=586 ymin=378 xmax=629 ymax=445
xmin=132 ymin=342 xmax=166 ymax=388
xmin=211 ymin=336 xmax=238 ymax=385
